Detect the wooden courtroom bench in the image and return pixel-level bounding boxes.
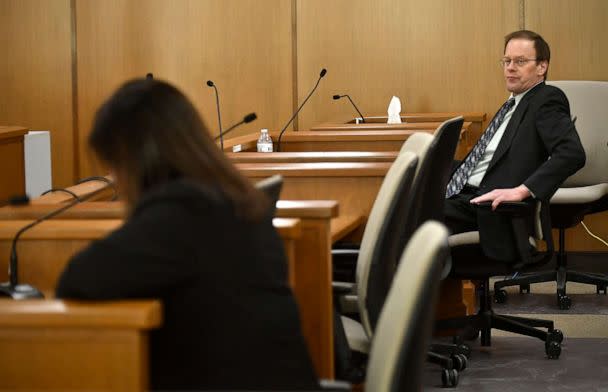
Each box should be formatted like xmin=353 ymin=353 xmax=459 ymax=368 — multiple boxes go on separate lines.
xmin=222 ymin=126 xmax=470 ymax=160
xmin=31 ymin=177 xmax=115 ymax=204
xmin=0 ymin=126 xmax=27 ymax=206
xmin=311 ymin=111 xmax=486 ymax=143
xmin=0 ymin=201 xmax=337 ymax=379
xmin=0 ymin=299 xmax=162 ymax=392
xmin=227 ymin=151 xmax=398 ymax=164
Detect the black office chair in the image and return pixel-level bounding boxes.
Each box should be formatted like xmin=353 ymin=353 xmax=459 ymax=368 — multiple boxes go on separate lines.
xmin=493 ymin=81 xmax=608 ymax=309
xmin=437 ymin=200 xmax=564 ymax=359
xmin=255 ymin=174 xmax=283 ymax=216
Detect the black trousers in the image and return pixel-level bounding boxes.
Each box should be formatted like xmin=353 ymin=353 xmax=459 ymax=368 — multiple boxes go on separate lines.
xmin=444 ymin=186 xmax=481 ymax=235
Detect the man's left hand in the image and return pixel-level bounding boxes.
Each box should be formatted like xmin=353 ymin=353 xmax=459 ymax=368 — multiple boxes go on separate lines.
xmin=470 ymin=185 xmax=531 ymax=210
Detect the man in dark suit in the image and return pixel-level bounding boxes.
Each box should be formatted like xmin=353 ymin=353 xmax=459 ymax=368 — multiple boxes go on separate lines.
xmin=444 ymin=30 xmax=586 ymax=261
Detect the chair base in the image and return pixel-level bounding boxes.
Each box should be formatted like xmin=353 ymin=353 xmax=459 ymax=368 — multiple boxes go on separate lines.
xmin=427 ymin=350 xmax=462 ymax=388
xmin=494 ymin=267 xmax=608 ymax=310
xmin=436 ymin=279 xmax=563 ymax=359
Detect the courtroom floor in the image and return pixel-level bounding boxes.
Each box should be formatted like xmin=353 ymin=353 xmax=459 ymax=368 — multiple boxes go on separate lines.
xmin=423 ymin=255 xmax=608 ymax=391
xmin=422 ymin=337 xmax=608 ymax=391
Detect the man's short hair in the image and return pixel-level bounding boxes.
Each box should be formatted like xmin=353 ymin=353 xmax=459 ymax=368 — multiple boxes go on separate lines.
xmin=504 ymin=30 xmax=551 ymax=80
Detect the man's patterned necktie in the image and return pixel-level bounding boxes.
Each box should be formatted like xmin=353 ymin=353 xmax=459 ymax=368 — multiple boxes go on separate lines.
xmin=445 ymin=98 xmax=516 ymax=198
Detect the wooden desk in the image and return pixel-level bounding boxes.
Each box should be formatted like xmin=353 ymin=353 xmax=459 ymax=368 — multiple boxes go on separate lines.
xmin=311 ymin=121 xmax=449 ymax=131
xmin=238 ymin=162 xmax=390 ymax=223
xmin=0 ymin=201 xmax=336 ymax=379
xmin=312 ymin=112 xmax=486 ymax=143
xmin=223 ymin=127 xmax=470 ymax=159
xmin=0 ymin=218 xmax=299 ymax=293
xmin=0 ymin=126 xmax=27 ymax=206
xmin=0 ymin=299 xmax=162 ymax=391
xmin=31 ymin=178 xmax=115 ymax=204
xmin=227 ymin=151 xmax=398 ymax=164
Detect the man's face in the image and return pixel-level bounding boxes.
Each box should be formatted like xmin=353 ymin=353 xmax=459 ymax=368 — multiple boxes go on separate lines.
xmin=503 ymin=38 xmax=548 ymax=94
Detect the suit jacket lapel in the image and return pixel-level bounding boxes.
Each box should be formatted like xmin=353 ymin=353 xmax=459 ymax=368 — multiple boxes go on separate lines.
xmin=486 ymin=82 xmax=544 ymax=173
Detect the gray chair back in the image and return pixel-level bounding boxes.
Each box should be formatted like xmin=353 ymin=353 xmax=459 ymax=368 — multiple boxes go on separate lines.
xmin=366 ymin=221 xmax=448 ymax=392
xmin=356 ymin=152 xmax=418 ymax=336
xmin=547 ymin=81 xmax=608 ymax=186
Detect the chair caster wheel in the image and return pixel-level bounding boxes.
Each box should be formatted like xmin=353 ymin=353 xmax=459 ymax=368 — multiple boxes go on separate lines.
xmin=597 ymin=285 xmax=607 ymax=295
xmin=558 ymin=294 xmax=571 ymax=310
xmin=451 ymin=354 xmax=467 ymax=371
xmin=441 ymin=368 xmax=459 ymax=387
xmin=458 ymin=344 xmax=471 ymax=358
xmin=494 ymin=289 xmax=507 ymax=303
xmin=548 ymin=329 xmax=564 ymax=344
xmin=519 ymin=283 xmax=530 ymax=293
xmin=545 ymin=340 xmax=561 ymax=359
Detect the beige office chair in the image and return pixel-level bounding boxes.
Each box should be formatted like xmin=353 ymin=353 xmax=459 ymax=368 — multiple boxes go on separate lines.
xmin=336 ymin=121 xmax=467 ymax=387
xmin=365 ymin=221 xmax=448 ymax=392
xmin=494 ymin=81 xmax=608 ymax=309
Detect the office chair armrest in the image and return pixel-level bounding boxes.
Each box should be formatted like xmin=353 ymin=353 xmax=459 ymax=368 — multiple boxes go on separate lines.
xmin=332 ymin=248 xmax=359 ymax=283
xmin=332 ymin=281 xmax=355 ymax=295
xmin=474 ymin=201 xmax=534 ymax=217
xmin=319 ymin=379 xmax=351 ymax=391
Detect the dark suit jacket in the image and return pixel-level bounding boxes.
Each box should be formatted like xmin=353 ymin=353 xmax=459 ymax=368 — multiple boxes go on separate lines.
xmin=56 ymin=179 xmax=319 ymax=391
xmin=469 ymin=82 xmax=586 ymax=260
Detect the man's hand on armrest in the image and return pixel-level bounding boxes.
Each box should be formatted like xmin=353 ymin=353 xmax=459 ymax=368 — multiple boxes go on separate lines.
xmin=470 ymin=184 xmax=532 ymax=211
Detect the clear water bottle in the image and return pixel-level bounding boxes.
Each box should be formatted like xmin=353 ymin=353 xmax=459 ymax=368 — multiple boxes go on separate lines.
xmin=257 ymin=129 xmax=273 ymax=152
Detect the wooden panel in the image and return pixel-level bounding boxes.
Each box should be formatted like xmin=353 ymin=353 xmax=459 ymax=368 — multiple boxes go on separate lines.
xmin=228 ymin=151 xmax=399 ymax=164
xmin=31 ymin=179 xmax=115 ymax=204
xmin=0 ymin=127 xmax=27 ymax=204
xmin=296 ymin=0 xmax=519 ymax=135
xmin=75 ymin=0 xmax=293 ymax=178
xmin=0 ymin=0 xmax=74 ymax=187
xmin=560 ymin=212 xmax=608 ymax=252
xmin=526 ymin=0 xmax=608 ymax=81
xmin=0 ymin=300 xmax=161 ymax=392
xmin=0 ymin=212 xmax=334 ymax=378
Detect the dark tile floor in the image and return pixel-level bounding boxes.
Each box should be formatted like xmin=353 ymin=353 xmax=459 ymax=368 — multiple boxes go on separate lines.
xmin=493 ymin=292 xmax=608 ymax=315
xmin=423 ymin=337 xmax=608 ymax=391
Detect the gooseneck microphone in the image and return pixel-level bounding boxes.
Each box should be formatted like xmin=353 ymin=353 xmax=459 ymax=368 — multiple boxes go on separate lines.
xmin=214 ymin=112 xmax=257 ymax=143
xmin=276 ymin=68 xmax=327 ymax=152
xmin=0 ymin=183 xmax=114 ymax=299
xmin=206 ymin=80 xmax=224 ymax=149
xmin=333 ymin=94 xmax=365 ymax=123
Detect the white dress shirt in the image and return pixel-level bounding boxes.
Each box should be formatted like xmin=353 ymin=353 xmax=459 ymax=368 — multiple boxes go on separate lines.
xmin=466 ymin=83 xmax=539 ymax=188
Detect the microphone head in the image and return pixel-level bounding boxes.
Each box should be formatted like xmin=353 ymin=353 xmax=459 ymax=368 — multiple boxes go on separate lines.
xmin=206 ymin=80 xmax=214 ymax=87
xmin=320 ymin=68 xmax=327 ymax=78
xmin=145 ymin=73 xmax=154 ymax=80
xmin=333 ymin=95 xmax=341 ymax=100
xmin=8 ymin=195 xmax=30 ymax=205
xmin=243 ymin=113 xmax=257 ymax=123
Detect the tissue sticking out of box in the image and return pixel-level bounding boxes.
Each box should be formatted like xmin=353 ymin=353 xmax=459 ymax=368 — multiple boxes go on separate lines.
xmin=387 ymin=96 xmax=402 ymax=124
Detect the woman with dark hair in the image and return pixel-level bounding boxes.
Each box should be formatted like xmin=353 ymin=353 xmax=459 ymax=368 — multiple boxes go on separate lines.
xmin=56 ymin=79 xmax=319 ymax=391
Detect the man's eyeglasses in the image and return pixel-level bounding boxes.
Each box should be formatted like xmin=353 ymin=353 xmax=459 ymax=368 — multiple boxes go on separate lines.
xmin=500 ymin=57 xmax=538 ymax=67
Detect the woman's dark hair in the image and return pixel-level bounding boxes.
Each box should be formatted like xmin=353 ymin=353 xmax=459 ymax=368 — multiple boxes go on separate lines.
xmin=89 ymin=78 xmax=268 ymax=220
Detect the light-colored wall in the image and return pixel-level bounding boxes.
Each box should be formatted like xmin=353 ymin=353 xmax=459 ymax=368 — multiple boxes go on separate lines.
xmin=75 ymin=0 xmax=294 ymax=176
xmin=296 ymin=0 xmax=520 ymax=131
xmin=0 ymin=0 xmax=74 ymax=187
xmin=1 ymin=0 xmax=606 ymax=186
